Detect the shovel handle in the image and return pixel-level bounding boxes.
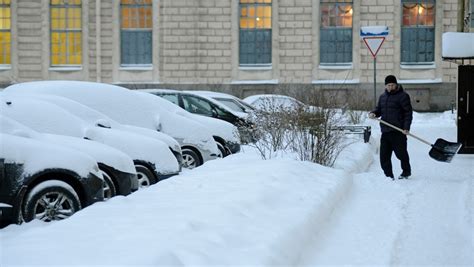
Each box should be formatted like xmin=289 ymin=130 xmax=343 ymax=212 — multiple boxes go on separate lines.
xmin=373 ymin=117 xmax=433 ymax=147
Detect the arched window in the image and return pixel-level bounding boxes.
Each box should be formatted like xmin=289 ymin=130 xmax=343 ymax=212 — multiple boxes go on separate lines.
xmin=239 ymin=0 xmax=272 ymax=66
xmin=120 ymin=0 xmax=152 ymax=66
xmin=401 ymin=0 xmax=435 ymax=64
xmin=50 ymin=0 xmax=82 ymax=66
xmin=320 ymin=0 xmax=353 ymax=64
xmin=0 ymin=0 xmax=11 ymax=65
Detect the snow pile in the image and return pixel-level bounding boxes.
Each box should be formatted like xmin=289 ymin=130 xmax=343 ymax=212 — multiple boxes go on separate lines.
xmin=442 ymin=32 xmax=474 ymax=59
xmin=0 ymin=151 xmax=352 ymax=266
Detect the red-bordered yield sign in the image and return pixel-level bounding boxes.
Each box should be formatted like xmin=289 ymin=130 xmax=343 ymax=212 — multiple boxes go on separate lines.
xmin=360 ymin=26 xmax=389 ymax=58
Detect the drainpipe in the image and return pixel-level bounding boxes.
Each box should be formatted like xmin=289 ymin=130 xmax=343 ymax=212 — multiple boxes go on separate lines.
xmin=96 ymin=0 xmax=102 ymax=82
xmin=458 ymin=0 xmax=465 ymax=32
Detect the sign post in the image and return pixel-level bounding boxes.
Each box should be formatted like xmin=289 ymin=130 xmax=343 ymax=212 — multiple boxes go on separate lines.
xmin=360 ymin=26 xmax=389 ymax=108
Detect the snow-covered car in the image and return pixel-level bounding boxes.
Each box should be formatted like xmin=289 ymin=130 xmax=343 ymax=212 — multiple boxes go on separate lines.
xmin=243 ymin=94 xmax=307 ymax=112
xmin=0 ymin=115 xmax=137 ymax=200
xmin=15 ymin=93 xmax=183 ymax=169
xmin=190 ymin=90 xmax=256 ymax=116
xmin=143 ymin=89 xmax=256 ymax=144
xmin=0 ymin=133 xmax=104 ymax=227
xmin=0 ymin=95 xmax=180 ymax=187
xmin=4 ymin=81 xmax=220 ymax=169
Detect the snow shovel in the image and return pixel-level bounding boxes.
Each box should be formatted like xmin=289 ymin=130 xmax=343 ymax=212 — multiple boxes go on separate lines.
xmin=373 ymin=118 xmax=462 ymax=163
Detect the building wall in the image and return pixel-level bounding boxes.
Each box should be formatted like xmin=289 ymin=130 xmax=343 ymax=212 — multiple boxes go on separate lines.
xmin=0 ymin=0 xmax=465 ymax=111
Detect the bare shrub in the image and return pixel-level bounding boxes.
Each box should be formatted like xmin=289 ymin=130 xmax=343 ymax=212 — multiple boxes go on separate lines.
xmin=248 ymin=93 xmax=347 ymax=167
xmin=343 ymin=89 xmax=372 ymax=125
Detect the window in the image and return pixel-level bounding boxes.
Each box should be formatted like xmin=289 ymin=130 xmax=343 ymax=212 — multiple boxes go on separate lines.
xmin=182 ymin=95 xmax=214 ymax=117
xmin=401 ymin=0 xmax=435 ymax=64
xmin=50 ymin=0 xmax=82 ymax=66
xmin=120 ymin=0 xmax=152 ymax=66
xmin=320 ymin=0 xmax=353 ymax=64
xmin=471 ymin=0 xmax=474 ymax=27
xmin=239 ymin=0 xmax=272 ymax=66
xmin=159 ymin=93 xmax=179 ymax=105
xmin=0 ymin=0 xmax=11 ymax=65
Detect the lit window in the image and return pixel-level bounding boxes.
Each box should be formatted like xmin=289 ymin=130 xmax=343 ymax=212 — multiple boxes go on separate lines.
xmin=120 ymin=0 xmax=152 ymax=66
xmin=401 ymin=0 xmax=435 ymax=64
xmin=50 ymin=0 xmax=82 ymax=66
xmin=0 ymin=0 xmax=11 ymax=65
xmin=320 ymin=0 xmax=353 ymax=64
xmin=239 ymin=0 xmax=272 ymax=66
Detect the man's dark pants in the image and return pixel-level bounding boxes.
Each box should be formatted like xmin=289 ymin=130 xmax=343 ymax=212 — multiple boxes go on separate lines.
xmin=380 ymin=131 xmax=411 ymax=178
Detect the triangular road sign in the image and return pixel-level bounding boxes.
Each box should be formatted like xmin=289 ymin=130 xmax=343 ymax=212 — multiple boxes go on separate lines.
xmin=363 ymin=36 xmax=385 ymax=58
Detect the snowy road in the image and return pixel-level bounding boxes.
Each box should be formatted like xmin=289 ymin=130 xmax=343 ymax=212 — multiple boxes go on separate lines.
xmin=299 ymin=113 xmax=473 ymax=266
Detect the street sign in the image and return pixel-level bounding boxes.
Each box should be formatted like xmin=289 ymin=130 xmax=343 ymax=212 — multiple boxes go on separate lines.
xmin=360 ymin=26 xmax=389 ymax=58
xmin=363 ymin=37 xmax=385 ymax=58
xmin=360 ymin=26 xmax=389 ymax=108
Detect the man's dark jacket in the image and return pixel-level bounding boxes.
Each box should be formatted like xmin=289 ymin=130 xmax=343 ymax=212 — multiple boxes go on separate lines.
xmin=372 ymin=85 xmax=413 ymax=133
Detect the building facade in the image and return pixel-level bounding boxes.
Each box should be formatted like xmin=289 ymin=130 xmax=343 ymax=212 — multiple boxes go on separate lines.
xmin=0 ymin=0 xmax=473 ymax=110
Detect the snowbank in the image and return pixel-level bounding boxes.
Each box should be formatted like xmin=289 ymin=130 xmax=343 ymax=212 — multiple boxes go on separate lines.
xmin=0 ymin=147 xmax=357 ymax=265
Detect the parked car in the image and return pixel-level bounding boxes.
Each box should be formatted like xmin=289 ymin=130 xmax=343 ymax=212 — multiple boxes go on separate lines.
xmin=17 ymin=93 xmax=183 ymax=169
xmin=0 ymin=95 xmax=180 ymax=187
xmin=243 ymin=94 xmax=310 ymax=111
xmin=0 ymin=133 xmax=104 ymax=227
xmin=143 ymin=89 xmax=257 ymax=144
xmin=0 ymin=115 xmax=137 ymax=200
xmin=4 ymin=81 xmax=221 ymax=169
xmin=190 ymin=90 xmax=256 ymax=116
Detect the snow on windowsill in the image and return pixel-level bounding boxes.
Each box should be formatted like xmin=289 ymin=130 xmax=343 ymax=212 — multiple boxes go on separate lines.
xmin=120 ymin=65 xmax=153 ymax=71
xmin=0 ymin=65 xmax=12 ymax=70
xmin=319 ymin=64 xmax=353 ymax=70
xmin=398 ymin=78 xmax=442 ymax=84
xmin=312 ymin=79 xmax=360 ymax=84
xmin=231 ymin=79 xmax=279 ymax=85
xmin=400 ymin=64 xmax=436 ymax=69
xmin=239 ymin=65 xmax=273 ymax=71
xmin=49 ymin=66 xmax=83 ymax=71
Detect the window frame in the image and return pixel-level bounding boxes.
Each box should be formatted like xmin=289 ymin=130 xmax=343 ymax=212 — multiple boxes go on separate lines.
xmin=50 ymin=0 xmax=83 ymax=67
xmin=400 ymin=0 xmax=436 ymax=65
xmin=238 ymin=0 xmax=272 ymax=67
xmin=0 ymin=0 xmax=11 ymax=66
xmin=319 ymin=1 xmax=353 ymax=65
xmin=120 ymin=0 xmax=153 ymax=67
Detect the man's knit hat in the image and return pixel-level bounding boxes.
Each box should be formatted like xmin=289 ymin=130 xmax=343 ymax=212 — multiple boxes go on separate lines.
xmin=385 ymin=75 xmax=397 ymax=85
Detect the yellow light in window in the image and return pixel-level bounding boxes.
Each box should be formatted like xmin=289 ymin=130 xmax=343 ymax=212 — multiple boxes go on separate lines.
xmin=349 ymin=8 xmax=353 ymax=15
xmin=256 ymin=17 xmax=260 ymax=21
xmin=418 ymin=5 xmax=423 ymax=15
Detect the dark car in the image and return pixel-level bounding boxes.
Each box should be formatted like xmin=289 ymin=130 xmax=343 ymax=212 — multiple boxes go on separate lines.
xmin=143 ymin=89 xmax=257 ymax=144
xmin=0 ymin=134 xmax=104 ymax=227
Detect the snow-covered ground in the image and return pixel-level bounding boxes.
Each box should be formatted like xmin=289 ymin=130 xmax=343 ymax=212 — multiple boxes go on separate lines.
xmin=0 ymin=111 xmax=472 ymax=266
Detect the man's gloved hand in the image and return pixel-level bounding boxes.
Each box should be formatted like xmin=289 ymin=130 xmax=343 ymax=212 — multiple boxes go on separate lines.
xmin=368 ymin=113 xmax=376 ymax=119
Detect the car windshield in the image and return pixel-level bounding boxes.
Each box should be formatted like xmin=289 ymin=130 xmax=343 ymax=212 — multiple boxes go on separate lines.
xmin=214 ymin=98 xmax=246 ymax=112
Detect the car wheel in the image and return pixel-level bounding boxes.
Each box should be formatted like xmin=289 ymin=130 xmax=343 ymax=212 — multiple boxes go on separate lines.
xmin=100 ymin=169 xmax=116 ymax=201
xmin=182 ymin=148 xmax=201 ymax=169
xmin=216 ymin=142 xmax=226 ymax=158
xmin=135 ymin=164 xmax=156 ymax=188
xmin=23 ymin=180 xmax=81 ymax=223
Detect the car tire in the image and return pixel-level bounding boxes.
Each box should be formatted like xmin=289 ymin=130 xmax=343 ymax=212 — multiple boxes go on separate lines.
xmin=135 ymin=164 xmax=156 ymax=188
xmin=182 ymin=148 xmax=201 ymax=169
xmin=23 ymin=180 xmax=81 ymax=223
xmin=216 ymin=142 xmax=226 ymax=158
xmin=100 ymin=169 xmax=116 ymax=201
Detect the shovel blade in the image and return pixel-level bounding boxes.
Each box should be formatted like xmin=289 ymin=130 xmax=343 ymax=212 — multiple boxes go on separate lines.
xmin=429 ymin=138 xmax=462 ymax=163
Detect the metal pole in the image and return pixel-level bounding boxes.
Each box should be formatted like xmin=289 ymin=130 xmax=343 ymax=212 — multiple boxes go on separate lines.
xmin=373 ymin=56 xmax=377 ymax=108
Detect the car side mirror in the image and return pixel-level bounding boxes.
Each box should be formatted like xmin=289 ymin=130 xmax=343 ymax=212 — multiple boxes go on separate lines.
xmin=95 ymin=119 xmax=111 ymax=129
xmin=211 ymin=108 xmax=218 ymax=118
